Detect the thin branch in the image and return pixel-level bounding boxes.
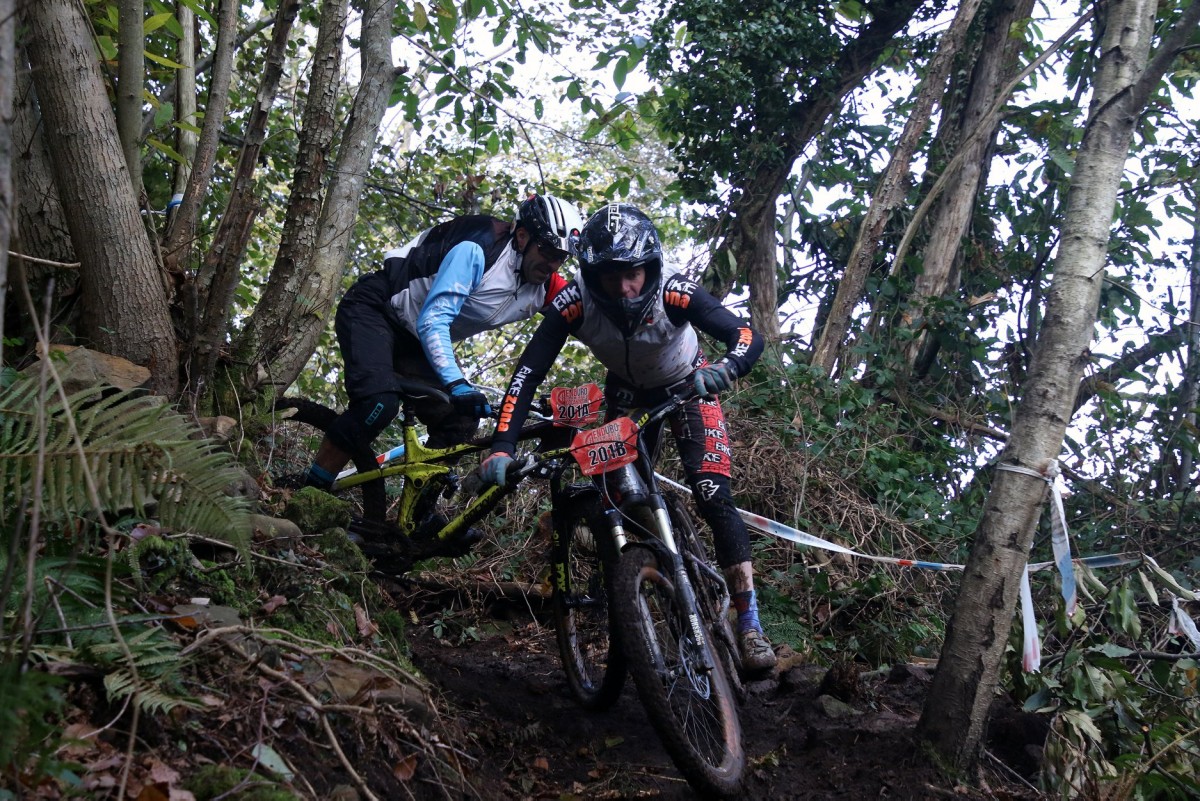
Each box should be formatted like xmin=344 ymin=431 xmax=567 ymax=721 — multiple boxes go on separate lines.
xmin=890 ymin=9 xmax=1095 ymax=273
xmin=7 ymin=250 xmax=80 ymax=268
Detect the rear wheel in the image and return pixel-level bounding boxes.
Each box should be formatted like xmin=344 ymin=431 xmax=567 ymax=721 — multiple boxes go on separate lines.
xmin=551 ymin=491 xmax=626 ymax=710
xmin=614 ymin=544 xmax=744 ymax=797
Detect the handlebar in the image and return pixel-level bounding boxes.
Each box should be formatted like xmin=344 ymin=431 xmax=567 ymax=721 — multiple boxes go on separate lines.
xmin=501 ymin=381 xmax=701 ymax=487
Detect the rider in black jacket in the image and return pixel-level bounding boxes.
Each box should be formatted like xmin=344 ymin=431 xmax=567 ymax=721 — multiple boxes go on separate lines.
xmin=480 ymin=203 xmax=778 ymax=673
xmin=302 ymin=195 xmax=583 ymax=492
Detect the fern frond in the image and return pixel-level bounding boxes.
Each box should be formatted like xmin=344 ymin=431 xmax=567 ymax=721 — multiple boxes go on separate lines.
xmin=0 ymin=376 xmax=250 ymax=548
xmin=103 ymin=669 xmax=203 ymax=714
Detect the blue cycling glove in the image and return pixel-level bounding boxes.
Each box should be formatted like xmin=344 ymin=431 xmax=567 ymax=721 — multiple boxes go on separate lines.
xmin=693 ymin=361 xmax=736 ymax=399
xmin=480 ymin=452 xmax=514 ymax=487
xmin=447 ymin=379 xmax=493 ymax=419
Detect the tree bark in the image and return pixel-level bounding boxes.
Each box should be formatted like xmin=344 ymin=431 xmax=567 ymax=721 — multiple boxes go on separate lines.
xmin=901 ymin=0 xmax=1036 ymax=375
xmin=161 ymin=0 xmax=238 ymax=279
xmin=917 ymin=0 xmax=1191 ymax=768
xmin=1175 ymin=191 xmax=1200 ymax=488
xmin=810 ymin=0 xmax=984 ymax=376
xmin=230 ymin=0 xmax=349 ymax=402
xmin=186 ymin=0 xmax=300 ymax=405
xmin=226 ymin=0 xmax=391 ymax=400
xmin=171 ymin=1 xmax=199 ymax=199
xmin=0 ymin=0 xmax=13 ymax=365
xmin=116 ymin=0 xmax=144 ymax=191
xmin=21 ymin=0 xmax=177 ymax=393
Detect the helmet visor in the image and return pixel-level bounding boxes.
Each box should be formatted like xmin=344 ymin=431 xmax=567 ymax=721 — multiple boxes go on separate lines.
xmin=535 ymin=238 xmax=572 ymax=263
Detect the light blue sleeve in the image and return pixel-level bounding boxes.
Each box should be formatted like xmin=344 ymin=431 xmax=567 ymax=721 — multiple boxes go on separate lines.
xmin=416 ymin=241 xmax=486 ymax=386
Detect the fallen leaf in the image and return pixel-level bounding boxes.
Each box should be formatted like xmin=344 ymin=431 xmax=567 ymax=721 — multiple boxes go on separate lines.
xmin=532 ymin=756 xmax=549 ymax=772
xmin=130 ymin=522 xmax=161 ymax=542
xmin=261 ymin=595 xmax=288 ymax=615
xmin=251 ymin=743 xmax=295 ymax=780
xmin=354 ymin=603 xmax=379 ymax=638
xmin=393 ymin=753 xmax=418 ymax=781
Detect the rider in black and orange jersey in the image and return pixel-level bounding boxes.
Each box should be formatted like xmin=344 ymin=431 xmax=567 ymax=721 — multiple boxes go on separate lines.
xmin=480 ymin=203 xmax=777 ymax=674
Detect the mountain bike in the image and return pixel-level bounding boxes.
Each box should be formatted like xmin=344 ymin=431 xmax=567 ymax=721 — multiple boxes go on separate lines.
xmin=268 ymin=381 xmax=743 ymax=794
xmin=267 ymin=377 xmax=566 ymax=567
xmin=266 ymin=378 xmax=625 ymax=703
xmin=553 ymin=386 xmax=746 ymax=797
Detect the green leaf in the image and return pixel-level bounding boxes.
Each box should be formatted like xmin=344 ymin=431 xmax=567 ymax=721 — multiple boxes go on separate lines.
xmin=144 ymin=12 xmax=174 ymax=33
xmin=177 ymin=0 xmax=216 ymax=26
xmin=96 ymin=35 xmax=118 ymax=62
xmin=153 ymin=101 xmax=175 ymax=130
xmin=613 ymin=56 xmax=628 ymax=90
xmin=145 ymin=50 xmax=185 ymax=70
xmin=146 ymin=137 xmax=187 ymax=165
xmin=1061 ymin=709 xmax=1103 ymax=743
xmin=414 ymin=2 xmax=428 ymax=30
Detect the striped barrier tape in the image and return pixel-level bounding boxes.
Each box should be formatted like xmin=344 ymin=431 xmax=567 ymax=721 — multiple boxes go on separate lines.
xmin=654 ymin=471 xmax=1189 ymax=673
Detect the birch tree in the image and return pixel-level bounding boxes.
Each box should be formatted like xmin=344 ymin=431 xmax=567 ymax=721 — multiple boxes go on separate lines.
xmin=916 ymin=0 xmax=1200 ymax=767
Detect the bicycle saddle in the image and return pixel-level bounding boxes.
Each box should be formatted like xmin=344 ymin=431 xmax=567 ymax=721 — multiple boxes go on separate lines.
xmin=395 ymin=377 xmax=450 ymax=404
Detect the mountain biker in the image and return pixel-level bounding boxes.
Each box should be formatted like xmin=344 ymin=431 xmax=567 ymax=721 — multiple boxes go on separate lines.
xmin=302 ymin=194 xmax=585 ymax=493
xmin=478 ymin=202 xmax=778 ymax=673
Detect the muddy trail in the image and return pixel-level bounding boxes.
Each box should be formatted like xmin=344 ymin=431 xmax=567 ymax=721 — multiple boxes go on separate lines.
xmin=396 ymin=587 xmax=1044 ymax=800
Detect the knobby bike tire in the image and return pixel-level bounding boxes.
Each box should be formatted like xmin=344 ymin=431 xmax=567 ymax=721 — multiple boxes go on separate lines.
xmin=666 ymin=496 xmax=746 ymax=702
xmin=613 ymin=543 xmax=744 ymax=798
xmin=551 ymin=490 xmax=626 ymax=710
xmin=270 ymin=397 xmax=388 ymax=524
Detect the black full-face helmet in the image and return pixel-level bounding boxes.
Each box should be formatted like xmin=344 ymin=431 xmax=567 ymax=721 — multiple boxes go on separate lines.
xmin=515 ymin=193 xmax=584 ymax=254
xmin=576 ymin=203 xmax=664 ymax=328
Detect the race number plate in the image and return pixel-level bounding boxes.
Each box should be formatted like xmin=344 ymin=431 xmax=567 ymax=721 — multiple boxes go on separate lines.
xmin=570 ymin=417 xmax=639 ymax=476
xmin=550 ymin=383 xmax=603 ymax=427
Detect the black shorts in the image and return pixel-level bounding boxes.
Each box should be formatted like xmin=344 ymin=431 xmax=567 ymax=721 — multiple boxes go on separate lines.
xmin=335 ymin=272 xmax=476 ymax=445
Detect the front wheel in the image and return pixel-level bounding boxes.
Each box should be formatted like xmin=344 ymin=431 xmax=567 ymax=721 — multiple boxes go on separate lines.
xmin=667 ymin=496 xmax=745 ymax=702
xmin=614 ymin=545 xmax=744 ymax=797
xmin=551 ymin=492 xmax=626 ymax=710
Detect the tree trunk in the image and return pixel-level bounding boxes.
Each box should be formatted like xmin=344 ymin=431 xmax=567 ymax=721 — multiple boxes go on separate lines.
xmin=230 ymin=0 xmax=349 ymax=403
xmin=231 ymin=0 xmax=397 ymax=403
xmin=902 ymin=0 xmax=1035 ymax=375
xmin=171 ymin=2 xmax=198 ymax=200
xmin=161 ymin=0 xmax=238 ymax=279
xmin=810 ymin=0 xmax=984 ymax=377
xmin=21 ymin=0 xmax=178 ymax=394
xmin=116 ymin=0 xmax=144 ymax=191
xmin=8 ymin=47 xmax=77 ymax=352
xmin=701 ymin=0 xmax=924 ymax=338
xmin=0 ymin=0 xmax=13 ymax=366
xmin=1174 ymin=194 xmax=1200 ymax=488
xmin=917 ymin=0 xmax=1192 ymax=768
xmin=186 ymin=0 xmax=300 ymax=406
xmin=724 ymin=170 xmax=788 ymax=342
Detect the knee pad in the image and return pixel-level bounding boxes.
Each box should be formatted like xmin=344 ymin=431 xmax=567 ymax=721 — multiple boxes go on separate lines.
xmin=326 ymin=392 xmax=400 ymax=453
